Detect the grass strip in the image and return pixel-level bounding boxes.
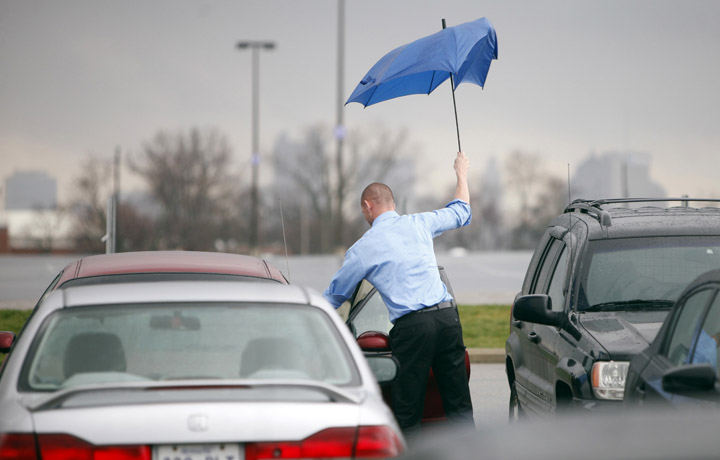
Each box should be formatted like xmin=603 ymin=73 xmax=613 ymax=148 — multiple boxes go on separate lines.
xmin=458 ymin=304 xmax=511 ymax=349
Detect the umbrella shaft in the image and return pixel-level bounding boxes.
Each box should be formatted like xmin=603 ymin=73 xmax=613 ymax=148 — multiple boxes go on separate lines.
xmin=443 ymin=18 xmax=462 ymax=152
xmin=449 ymin=74 xmax=461 ymax=152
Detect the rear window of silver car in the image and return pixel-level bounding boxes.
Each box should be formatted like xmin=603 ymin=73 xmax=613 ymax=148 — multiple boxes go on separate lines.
xmin=20 ymin=303 xmax=359 ymax=391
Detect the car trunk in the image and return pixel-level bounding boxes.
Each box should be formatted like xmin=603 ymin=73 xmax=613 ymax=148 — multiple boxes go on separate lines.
xmin=30 ymin=392 xmax=362 ymax=446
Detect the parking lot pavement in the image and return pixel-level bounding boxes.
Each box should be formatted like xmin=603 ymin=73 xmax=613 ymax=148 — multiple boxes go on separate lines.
xmin=469 ymin=363 xmax=509 ymax=429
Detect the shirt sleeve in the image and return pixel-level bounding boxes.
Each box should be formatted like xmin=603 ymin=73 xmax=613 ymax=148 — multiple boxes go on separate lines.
xmin=416 ymin=199 xmax=472 ymax=238
xmin=323 ymin=246 xmax=368 ymax=309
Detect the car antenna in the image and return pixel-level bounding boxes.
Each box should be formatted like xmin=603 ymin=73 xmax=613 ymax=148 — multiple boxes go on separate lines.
xmin=567 ymin=163 xmax=577 ymax=315
xmin=279 ymin=200 xmax=291 ymax=281
xmin=567 ymin=163 xmax=571 ymax=203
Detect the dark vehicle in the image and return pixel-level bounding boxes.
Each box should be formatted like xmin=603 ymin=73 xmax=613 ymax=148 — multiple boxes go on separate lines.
xmin=506 ymin=198 xmax=720 ymax=417
xmin=399 ymin=411 xmax=720 ymax=460
xmin=625 ymin=269 xmax=720 ymax=407
xmin=337 ymin=267 xmax=471 ymax=424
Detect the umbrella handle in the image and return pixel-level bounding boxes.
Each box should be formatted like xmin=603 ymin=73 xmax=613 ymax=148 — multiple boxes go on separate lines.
xmin=442 ymin=19 xmax=462 ymax=153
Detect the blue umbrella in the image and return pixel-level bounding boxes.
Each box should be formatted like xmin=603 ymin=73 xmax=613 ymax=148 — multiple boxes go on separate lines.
xmin=347 ymin=18 xmax=498 ymax=151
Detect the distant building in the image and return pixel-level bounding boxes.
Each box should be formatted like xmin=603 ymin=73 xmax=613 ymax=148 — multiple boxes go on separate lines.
xmin=5 ymin=171 xmax=57 ymax=210
xmin=571 ymin=151 xmax=666 ymax=201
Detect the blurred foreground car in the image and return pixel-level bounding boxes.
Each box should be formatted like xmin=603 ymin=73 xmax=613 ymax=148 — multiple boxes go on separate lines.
xmin=398 ymin=410 xmax=720 ymax=460
xmin=625 ymin=269 xmax=720 ymax=407
xmin=0 ymin=281 xmax=404 ymax=459
xmin=338 ymin=267 xmax=471 ymax=424
xmin=506 ymin=198 xmax=720 ymax=417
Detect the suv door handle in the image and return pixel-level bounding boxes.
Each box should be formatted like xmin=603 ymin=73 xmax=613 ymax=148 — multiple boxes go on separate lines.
xmin=528 ymin=331 xmax=540 ymax=343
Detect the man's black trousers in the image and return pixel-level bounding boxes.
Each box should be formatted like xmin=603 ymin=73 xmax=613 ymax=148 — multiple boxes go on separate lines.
xmin=388 ymin=306 xmax=474 ymax=432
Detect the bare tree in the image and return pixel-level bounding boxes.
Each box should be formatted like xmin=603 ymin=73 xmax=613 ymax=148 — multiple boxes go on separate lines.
xmin=67 ymin=155 xmax=112 ymax=252
xmin=505 ymin=151 xmax=543 ymax=227
xmin=131 ymin=128 xmax=242 ymax=251
xmin=505 ymin=151 xmax=567 ymax=249
xmin=271 ymin=124 xmax=415 ymax=253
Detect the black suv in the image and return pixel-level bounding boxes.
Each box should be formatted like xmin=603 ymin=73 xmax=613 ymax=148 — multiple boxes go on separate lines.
xmin=505 ymin=198 xmax=720 ymax=416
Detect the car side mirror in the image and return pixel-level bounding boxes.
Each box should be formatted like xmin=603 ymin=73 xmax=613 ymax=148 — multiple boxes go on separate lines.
xmin=662 ymin=364 xmax=717 ymax=394
xmin=0 ymin=331 xmax=16 ymax=353
xmin=357 ymin=331 xmax=390 ymax=352
xmin=365 ymin=356 xmax=398 ymax=384
xmin=512 ymin=295 xmax=562 ymax=327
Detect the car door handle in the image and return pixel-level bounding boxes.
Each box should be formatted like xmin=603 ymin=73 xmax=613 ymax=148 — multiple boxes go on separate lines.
xmin=528 ymin=331 xmax=540 ymax=344
xmin=512 ymin=320 xmax=522 ymax=329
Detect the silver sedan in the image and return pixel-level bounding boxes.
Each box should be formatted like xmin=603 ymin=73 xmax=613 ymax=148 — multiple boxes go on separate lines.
xmin=0 ymin=281 xmax=404 ymax=459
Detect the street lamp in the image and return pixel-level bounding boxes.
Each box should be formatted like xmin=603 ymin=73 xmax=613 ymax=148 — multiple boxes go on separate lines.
xmin=236 ymin=40 xmax=275 ymax=253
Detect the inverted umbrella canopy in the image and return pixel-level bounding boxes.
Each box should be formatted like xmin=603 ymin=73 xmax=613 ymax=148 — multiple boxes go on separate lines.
xmin=346 ymin=17 xmax=498 ymax=107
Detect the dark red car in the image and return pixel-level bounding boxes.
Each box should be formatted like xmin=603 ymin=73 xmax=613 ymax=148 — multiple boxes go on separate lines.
xmin=340 ymin=267 xmax=471 ymax=424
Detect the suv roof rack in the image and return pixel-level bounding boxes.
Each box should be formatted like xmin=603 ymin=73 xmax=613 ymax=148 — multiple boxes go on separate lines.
xmin=564 ymin=198 xmax=720 ymax=227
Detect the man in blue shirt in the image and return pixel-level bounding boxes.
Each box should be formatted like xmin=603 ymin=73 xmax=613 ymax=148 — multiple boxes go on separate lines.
xmin=324 ymin=151 xmax=474 ymax=434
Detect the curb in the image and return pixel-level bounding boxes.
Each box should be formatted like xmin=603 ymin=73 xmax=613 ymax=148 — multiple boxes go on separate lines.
xmin=467 ymin=348 xmax=505 ymax=364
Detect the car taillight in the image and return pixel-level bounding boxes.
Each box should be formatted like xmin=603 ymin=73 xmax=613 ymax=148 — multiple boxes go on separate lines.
xmin=355 ymin=426 xmax=403 ymax=458
xmin=246 ymin=425 xmax=403 ymax=459
xmin=0 ymin=433 xmax=38 ymax=460
xmin=37 ymin=434 xmax=150 ymax=460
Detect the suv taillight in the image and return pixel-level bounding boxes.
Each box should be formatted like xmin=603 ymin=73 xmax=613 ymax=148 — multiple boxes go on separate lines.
xmin=246 ymin=425 xmax=403 ymax=459
xmin=37 ymin=434 xmax=150 ymax=460
xmin=0 ymin=433 xmax=38 ymax=460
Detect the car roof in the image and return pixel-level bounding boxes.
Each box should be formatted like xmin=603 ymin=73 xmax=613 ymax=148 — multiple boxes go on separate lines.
xmin=56 ymin=251 xmax=288 ymax=286
xmin=556 ymin=203 xmax=720 ymax=239
xmin=45 ymin=280 xmax=323 ymax=310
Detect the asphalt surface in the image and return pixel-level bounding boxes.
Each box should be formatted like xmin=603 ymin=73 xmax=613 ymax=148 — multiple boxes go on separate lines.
xmin=469 ymin=363 xmax=510 ymax=429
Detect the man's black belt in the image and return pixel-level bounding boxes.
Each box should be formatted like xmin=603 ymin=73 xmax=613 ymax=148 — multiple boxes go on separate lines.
xmin=415 ymin=300 xmax=454 ymax=313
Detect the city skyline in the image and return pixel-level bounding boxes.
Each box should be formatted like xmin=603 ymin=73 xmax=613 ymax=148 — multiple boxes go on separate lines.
xmin=2 ymin=0 xmax=719 ymax=205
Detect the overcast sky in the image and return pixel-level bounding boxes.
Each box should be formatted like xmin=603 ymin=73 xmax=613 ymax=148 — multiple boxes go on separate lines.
xmin=1 ymin=0 xmax=719 ymax=205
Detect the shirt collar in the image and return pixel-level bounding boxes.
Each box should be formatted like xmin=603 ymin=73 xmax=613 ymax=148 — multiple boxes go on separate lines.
xmin=372 ymin=210 xmax=399 ymax=226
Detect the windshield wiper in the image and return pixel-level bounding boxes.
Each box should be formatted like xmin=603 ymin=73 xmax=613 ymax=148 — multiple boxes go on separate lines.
xmin=584 ymin=299 xmax=674 ymax=312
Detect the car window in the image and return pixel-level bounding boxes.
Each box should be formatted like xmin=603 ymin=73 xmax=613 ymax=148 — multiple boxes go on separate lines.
xmin=546 ymin=247 xmax=569 ymax=312
xmin=352 ymin=280 xmax=375 ymax=308
xmin=665 ymin=289 xmax=714 ymax=366
xmin=350 ymin=289 xmax=393 ymax=337
xmin=37 ymin=270 xmax=63 ymax=305
xmin=531 ymin=239 xmax=563 ymax=294
xmin=580 ymin=236 xmax=720 ymax=310
xmin=690 ymin=290 xmax=720 ymax=375
xmin=21 ymin=302 xmax=359 ymax=391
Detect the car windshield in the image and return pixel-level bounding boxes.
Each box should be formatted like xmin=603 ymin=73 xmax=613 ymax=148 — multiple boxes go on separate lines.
xmin=22 ymin=303 xmax=358 ymax=391
xmin=578 ymin=236 xmax=720 ymax=312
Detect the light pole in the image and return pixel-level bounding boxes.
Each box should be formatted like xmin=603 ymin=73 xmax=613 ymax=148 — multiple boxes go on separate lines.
xmin=334 ymin=0 xmax=346 ymax=250
xmin=236 ymin=40 xmax=275 ymax=253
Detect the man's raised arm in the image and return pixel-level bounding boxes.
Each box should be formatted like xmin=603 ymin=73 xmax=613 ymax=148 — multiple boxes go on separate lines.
xmin=453 ymin=151 xmax=470 ymax=204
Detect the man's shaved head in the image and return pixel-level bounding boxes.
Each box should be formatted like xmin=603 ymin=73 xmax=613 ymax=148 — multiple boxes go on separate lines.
xmin=361 ymin=182 xmax=395 ymax=206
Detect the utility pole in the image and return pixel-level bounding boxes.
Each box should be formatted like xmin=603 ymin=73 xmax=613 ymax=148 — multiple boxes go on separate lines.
xmin=334 ymin=0 xmax=346 ymax=250
xmin=236 ymin=40 xmax=275 ymax=253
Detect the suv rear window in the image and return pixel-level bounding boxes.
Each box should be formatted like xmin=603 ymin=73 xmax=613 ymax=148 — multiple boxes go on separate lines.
xmin=578 ymin=236 xmax=720 ymax=311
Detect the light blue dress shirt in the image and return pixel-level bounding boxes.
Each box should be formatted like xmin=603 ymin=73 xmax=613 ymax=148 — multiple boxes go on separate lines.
xmin=323 ymin=199 xmax=472 ymax=323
